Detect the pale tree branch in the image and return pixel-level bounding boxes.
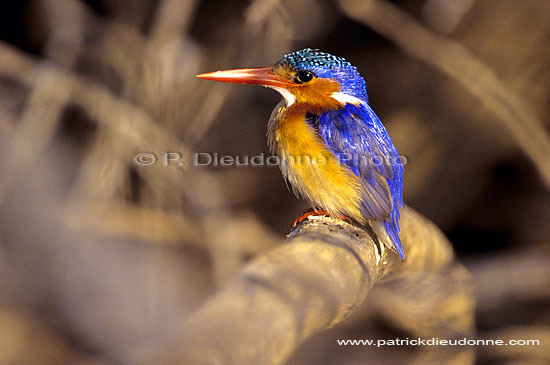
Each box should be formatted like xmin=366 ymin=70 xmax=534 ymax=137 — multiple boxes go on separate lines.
xmin=142 ymin=208 xmax=475 ymax=364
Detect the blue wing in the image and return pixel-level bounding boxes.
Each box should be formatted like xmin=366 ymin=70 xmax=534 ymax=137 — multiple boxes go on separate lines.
xmin=312 ymin=103 xmax=405 ymax=258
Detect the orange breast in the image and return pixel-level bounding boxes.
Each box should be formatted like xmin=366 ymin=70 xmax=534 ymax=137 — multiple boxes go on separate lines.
xmin=268 ymin=105 xmax=366 ymax=222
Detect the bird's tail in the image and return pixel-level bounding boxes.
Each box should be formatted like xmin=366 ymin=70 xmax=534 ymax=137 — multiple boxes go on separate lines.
xmin=370 ymin=215 xmax=405 ymax=260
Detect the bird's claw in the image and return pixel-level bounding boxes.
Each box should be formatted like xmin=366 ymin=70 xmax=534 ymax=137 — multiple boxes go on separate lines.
xmin=291 ymin=208 xmax=353 ymax=228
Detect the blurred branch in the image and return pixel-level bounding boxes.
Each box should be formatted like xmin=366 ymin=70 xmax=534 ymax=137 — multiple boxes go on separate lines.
xmin=338 ymin=0 xmax=550 ymax=190
xmin=58 ymin=200 xmax=278 ymax=254
xmin=186 ymin=0 xmax=291 ymax=145
xmin=0 ymin=66 xmax=70 ymax=204
xmin=0 ymin=41 xmax=191 ymax=164
xmin=149 ymin=0 xmax=198 ymax=44
xmin=61 ymin=200 xmax=204 ymax=246
xmin=148 ymin=207 xmax=474 ymax=364
xmin=185 ymin=79 xmax=231 ymax=145
xmin=41 ymin=0 xmax=92 ymax=68
xmin=0 ymin=41 xmax=272 ymax=287
xmin=467 ymin=251 xmax=550 ymax=311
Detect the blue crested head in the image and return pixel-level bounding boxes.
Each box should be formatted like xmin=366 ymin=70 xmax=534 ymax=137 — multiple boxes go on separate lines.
xmin=274 ymin=48 xmax=368 ymax=102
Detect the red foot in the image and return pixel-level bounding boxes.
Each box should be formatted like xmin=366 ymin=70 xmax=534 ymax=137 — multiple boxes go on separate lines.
xmin=292 ymin=208 xmax=353 ymax=228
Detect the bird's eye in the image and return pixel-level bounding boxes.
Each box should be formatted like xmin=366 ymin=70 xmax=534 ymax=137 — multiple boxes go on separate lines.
xmin=296 ymin=71 xmax=314 ymax=83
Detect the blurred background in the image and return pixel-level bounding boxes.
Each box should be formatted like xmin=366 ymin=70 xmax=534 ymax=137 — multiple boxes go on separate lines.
xmin=0 ymin=0 xmax=549 ymax=363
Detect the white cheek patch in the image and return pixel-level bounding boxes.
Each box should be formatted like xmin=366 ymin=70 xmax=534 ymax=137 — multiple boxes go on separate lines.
xmin=331 ymin=92 xmax=366 ymax=106
xmin=265 ymin=88 xmax=363 ymax=108
xmin=267 ymin=86 xmax=296 ymax=107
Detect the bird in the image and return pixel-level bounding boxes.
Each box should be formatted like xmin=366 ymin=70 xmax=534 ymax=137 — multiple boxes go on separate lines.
xmin=197 ymin=48 xmax=405 ymax=259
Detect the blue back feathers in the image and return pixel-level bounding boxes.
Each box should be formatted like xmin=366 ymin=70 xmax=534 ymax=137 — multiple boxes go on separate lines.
xmin=275 ymin=48 xmax=369 ymax=102
xmin=317 ymin=103 xmax=405 ymax=258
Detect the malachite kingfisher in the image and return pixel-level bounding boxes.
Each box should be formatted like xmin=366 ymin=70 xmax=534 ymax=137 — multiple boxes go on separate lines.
xmin=197 ymin=48 xmax=405 ymax=259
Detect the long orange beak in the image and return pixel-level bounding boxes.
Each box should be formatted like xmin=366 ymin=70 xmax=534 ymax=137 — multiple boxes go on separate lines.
xmin=196 ymin=67 xmax=293 ymax=88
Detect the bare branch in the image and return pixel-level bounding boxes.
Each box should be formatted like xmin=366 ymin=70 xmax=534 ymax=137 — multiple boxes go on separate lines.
xmin=58 ymin=200 xmax=278 ymax=254
xmin=147 ymin=208 xmax=474 ymax=364
xmin=148 ymin=0 xmax=199 ymax=44
xmin=0 ymin=67 xmax=71 ymax=203
xmin=40 ymin=0 xmax=93 ymax=68
xmin=0 ymin=41 xmax=191 ymax=165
